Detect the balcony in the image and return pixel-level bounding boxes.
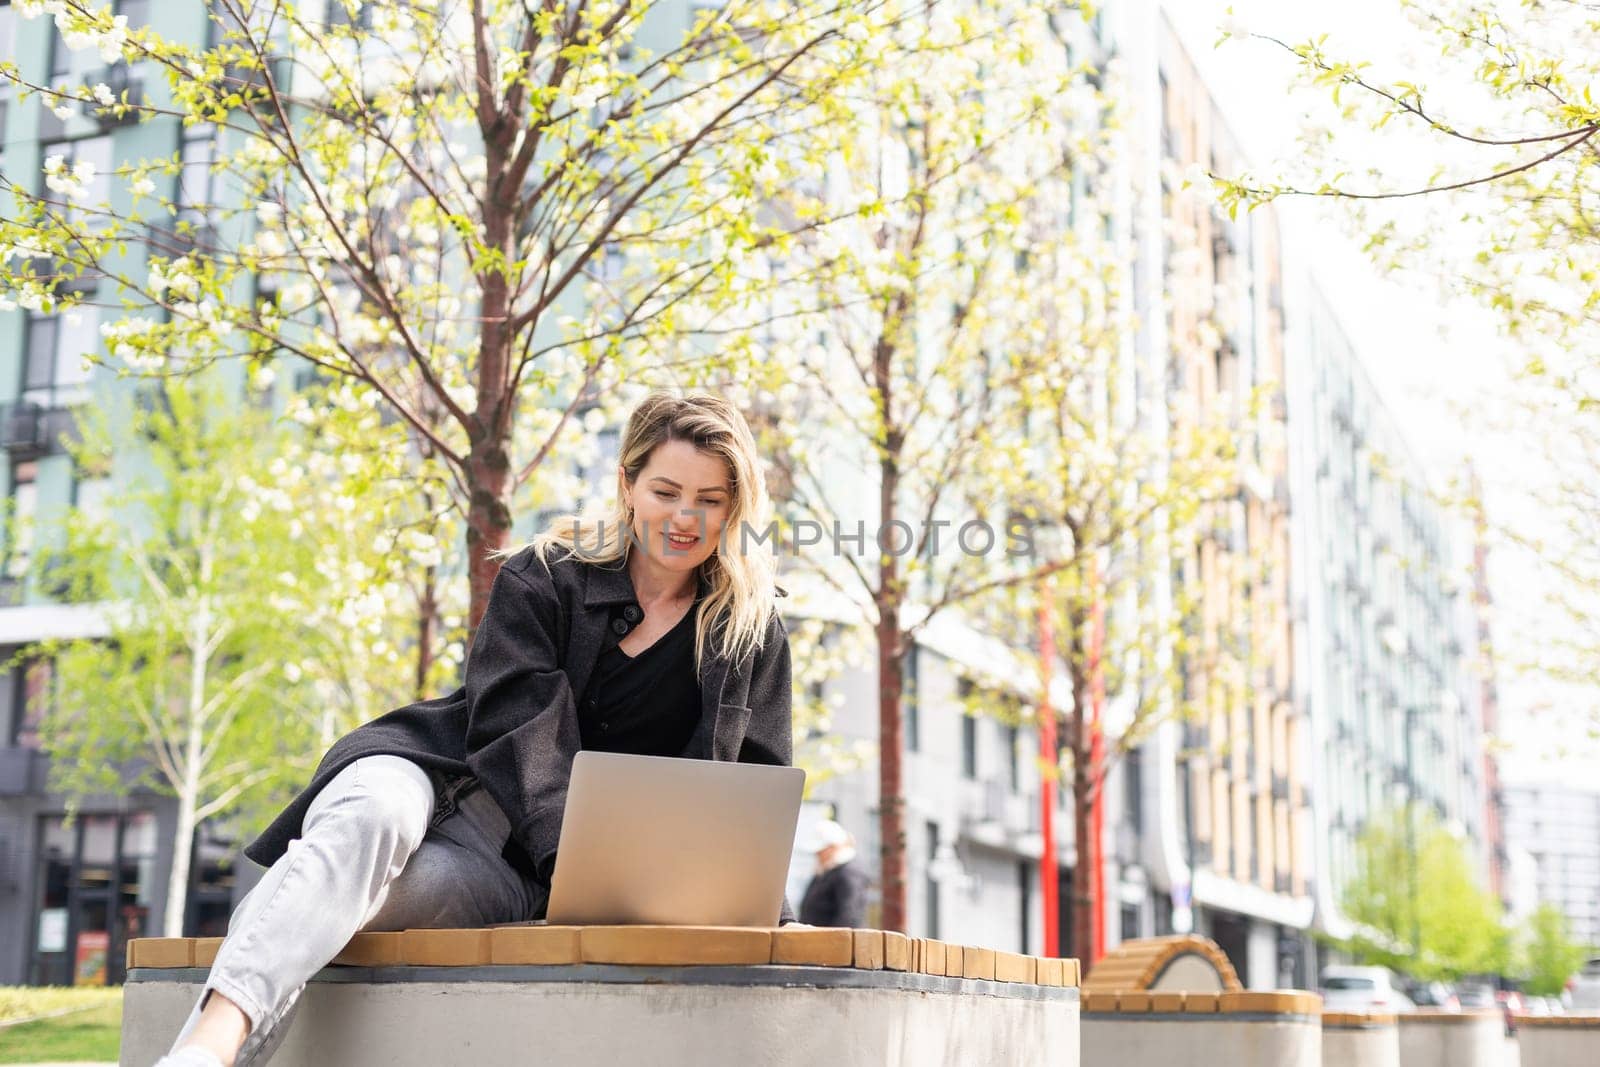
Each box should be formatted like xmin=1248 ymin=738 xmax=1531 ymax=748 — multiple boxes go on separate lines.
xmin=1 ymin=401 xmax=81 ymax=459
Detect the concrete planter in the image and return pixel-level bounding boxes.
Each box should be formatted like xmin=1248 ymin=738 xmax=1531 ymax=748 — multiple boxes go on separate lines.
xmin=1396 ymin=1009 xmax=1502 ymax=1067
xmin=1080 ymin=989 xmax=1321 ymax=1067
xmin=1515 ymin=1014 xmax=1600 ymax=1067
xmin=121 ymin=929 xmax=1080 ymax=1067
xmin=1321 ymin=1011 xmax=1399 ymax=1067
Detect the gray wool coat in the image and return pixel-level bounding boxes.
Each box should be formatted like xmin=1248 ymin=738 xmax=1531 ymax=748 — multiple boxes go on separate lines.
xmin=245 ymin=546 xmax=796 ymax=921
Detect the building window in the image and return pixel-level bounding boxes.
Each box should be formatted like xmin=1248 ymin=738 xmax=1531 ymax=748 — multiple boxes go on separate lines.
xmin=40 ymin=133 xmax=113 ymax=232
xmin=174 ymin=123 xmax=218 ymax=254
xmin=905 ymin=644 xmax=919 ymax=753
xmin=1121 ymin=902 xmax=1141 ymax=943
xmin=961 ymin=711 xmax=977 ymax=780
xmin=0 ymin=648 xmax=41 ymax=747
xmin=1005 ymin=722 xmax=1020 ymax=793
xmin=924 ymin=821 xmax=940 ymax=939
xmin=115 ymin=0 xmax=148 ymax=29
xmin=1018 ymin=861 xmax=1032 ymax=953
xmin=325 ymin=1 xmax=376 ymax=30
xmin=8 ymin=657 xmax=53 ymax=749
xmin=1125 ymin=745 xmax=1144 ymax=829
xmin=3 ymin=459 xmax=38 ymax=606
xmin=24 ymin=307 xmax=96 ymax=408
xmin=0 ymin=2 xmax=13 ymax=160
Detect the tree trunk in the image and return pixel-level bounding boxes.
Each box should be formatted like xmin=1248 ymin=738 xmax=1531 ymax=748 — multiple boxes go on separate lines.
xmin=876 ymin=593 xmax=906 ymax=932
xmin=1068 ymin=653 xmax=1095 ymax=960
xmin=415 ymin=563 xmax=438 ymax=698
xmin=466 ymin=435 xmax=514 ymax=632
xmin=166 ymin=594 xmax=210 ymax=939
xmin=875 ymin=318 xmax=908 ymax=932
xmin=465 ymin=102 xmax=516 ymax=632
xmin=165 ymin=785 xmax=198 ymax=939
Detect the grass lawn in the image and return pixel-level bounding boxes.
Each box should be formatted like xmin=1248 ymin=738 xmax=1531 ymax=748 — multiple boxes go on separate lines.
xmin=0 ymin=988 xmax=121 ymax=1065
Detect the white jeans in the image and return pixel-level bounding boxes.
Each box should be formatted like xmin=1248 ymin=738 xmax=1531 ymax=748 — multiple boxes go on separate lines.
xmin=167 ymin=755 xmax=544 ymax=1065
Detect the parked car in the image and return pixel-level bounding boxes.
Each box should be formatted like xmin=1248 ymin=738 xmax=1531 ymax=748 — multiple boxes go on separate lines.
xmin=1570 ymin=957 xmax=1600 ymax=1011
xmin=1320 ymin=966 xmax=1417 ymax=1012
xmin=1406 ymin=980 xmax=1459 ymax=1011
xmin=1521 ymin=995 xmax=1555 ymax=1017
xmin=1455 ymin=981 xmax=1496 ymax=1010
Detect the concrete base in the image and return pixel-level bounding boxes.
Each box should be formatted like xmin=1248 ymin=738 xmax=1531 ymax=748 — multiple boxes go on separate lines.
xmin=1322 ymin=1020 xmax=1400 ymax=1067
xmin=1397 ymin=1011 xmax=1503 ymax=1067
xmin=1081 ymin=1013 xmax=1319 ymax=1067
xmin=122 ymin=966 xmax=1080 ymax=1067
xmin=1517 ymin=1018 xmax=1600 ymax=1067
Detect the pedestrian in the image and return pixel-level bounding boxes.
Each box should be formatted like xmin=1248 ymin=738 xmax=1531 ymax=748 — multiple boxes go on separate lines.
xmin=157 ymin=392 xmax=795 ymax=1067
xmin=799 ymin=819 xmax=869 ymax=929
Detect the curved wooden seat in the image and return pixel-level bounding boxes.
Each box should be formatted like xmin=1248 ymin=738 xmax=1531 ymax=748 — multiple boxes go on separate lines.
xmin=1081 ymin=935 xmax=1241 ymax=994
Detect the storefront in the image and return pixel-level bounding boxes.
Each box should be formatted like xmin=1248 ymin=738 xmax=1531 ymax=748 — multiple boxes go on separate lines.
xmin=29 ymin=810 xmax=158 ymax=986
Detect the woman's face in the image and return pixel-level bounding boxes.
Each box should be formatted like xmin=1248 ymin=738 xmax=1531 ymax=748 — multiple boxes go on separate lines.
xmin=622 ymin=439 xmax=733 ymax=576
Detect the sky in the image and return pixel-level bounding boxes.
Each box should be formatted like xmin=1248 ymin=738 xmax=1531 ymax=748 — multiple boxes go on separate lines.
xmin=1161 ymin=0 xmax=1600 ymax=787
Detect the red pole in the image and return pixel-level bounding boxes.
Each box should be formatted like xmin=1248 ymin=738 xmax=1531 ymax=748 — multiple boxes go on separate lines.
xmin=1038 ymin=576 xmax=1059 ymax=957
xmin=1087 ymin=562 xmax=1107 ymax=965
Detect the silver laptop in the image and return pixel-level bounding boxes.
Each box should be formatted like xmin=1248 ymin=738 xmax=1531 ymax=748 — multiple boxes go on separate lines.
xmin=545 ymin=751 xmax=806 ymax=927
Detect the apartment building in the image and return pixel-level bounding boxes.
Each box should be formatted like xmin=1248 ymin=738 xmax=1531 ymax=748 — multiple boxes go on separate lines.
xmin=1281 ymin=280 xmax=1488 ymax=954
xmin=1501 ymin=783 xmax=1600 ymax=947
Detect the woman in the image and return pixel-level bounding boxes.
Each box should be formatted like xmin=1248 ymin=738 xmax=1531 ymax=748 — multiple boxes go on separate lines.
xmin=159 ymin=392 xmax=795 ymax=1067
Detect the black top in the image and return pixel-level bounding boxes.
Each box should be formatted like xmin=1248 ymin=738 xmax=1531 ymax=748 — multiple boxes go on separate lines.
xmin=578 ymin=597 xmax=703 ymax=756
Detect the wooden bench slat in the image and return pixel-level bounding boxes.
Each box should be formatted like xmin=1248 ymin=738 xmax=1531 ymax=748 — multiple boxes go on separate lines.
xmin=489 ymin=926 xmax=582 ymax=965
xmin=772 ymin=927 xmax=854 ymax=966
xmin=581 ymin=925 xmax=773 ymax=966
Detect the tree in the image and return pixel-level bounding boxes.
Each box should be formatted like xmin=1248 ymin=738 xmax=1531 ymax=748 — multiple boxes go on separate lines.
xmin=1340 ymin=806 xmax=1508 ymax=981
xmin=1516 ymin=903 xmax=1588 ymax=997
xmin=1209 ymin=3 xmax=1600 ymax=733
xmin=671 ymin=0 xmax=1105 ymax=933
xmin=29 ymin=383 xmax=306 ymax=937
xmin=20 ymin=372 xmax=435 ymax=936
xmin=1 ymin=0 xmax=889 ymax=632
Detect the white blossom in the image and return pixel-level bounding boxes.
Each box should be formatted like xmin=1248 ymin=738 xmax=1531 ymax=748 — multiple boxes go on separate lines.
xmin=1219 ymin=14 xmax=1252 ymax=42
xmin=93 ymin=82 xmax=115 ymax=106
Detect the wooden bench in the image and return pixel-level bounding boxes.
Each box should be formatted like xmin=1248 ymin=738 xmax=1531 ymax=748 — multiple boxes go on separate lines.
xmin=1081 ymin=934 xmax=1242 ymax=995
xmin=121 ymin=929 xmax=1081 ymax=1067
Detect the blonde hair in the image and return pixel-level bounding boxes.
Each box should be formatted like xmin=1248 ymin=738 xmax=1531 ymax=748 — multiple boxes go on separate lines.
xmin=526 ymin=391 xmax=779 ymax=671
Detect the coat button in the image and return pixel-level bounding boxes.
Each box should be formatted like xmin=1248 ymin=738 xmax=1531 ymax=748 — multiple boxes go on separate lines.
xmin=622 ymin=605 xmax=642 ymax=622
xmin=611 ymin=618 xmax=630 ymax=636
xmin=599 ymin=721 xmax=610 ymax=732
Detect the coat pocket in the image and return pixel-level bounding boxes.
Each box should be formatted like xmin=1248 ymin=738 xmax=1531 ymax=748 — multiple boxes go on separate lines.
xmin=712 ymin=703 xmax=755 ymax=761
